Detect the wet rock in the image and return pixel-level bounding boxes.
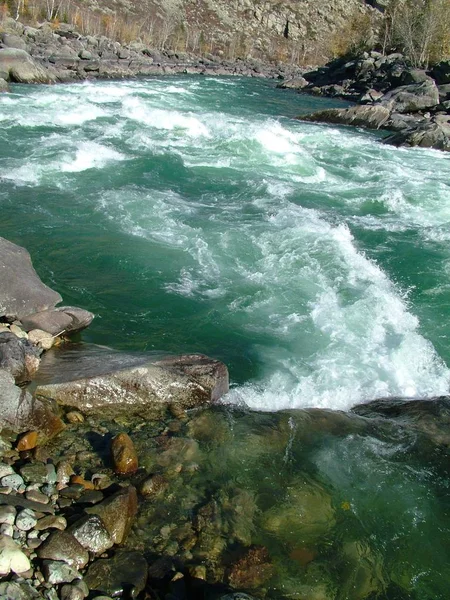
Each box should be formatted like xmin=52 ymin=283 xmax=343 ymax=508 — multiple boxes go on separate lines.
xmin=21 ymin=307 xmax=94 ymax=336
xmin=84 ymin=551 xmax=148 ymax=598
xmin=0 ymin=493 xmax=55 ymax=514
xmin=25 ymin=489 xmax=49 ymax=504
xmin=140 ymin=474 xmax=168 ymax=497
xmin=20 ymin=462 xmax=48 ymax=484
xmin=42 ymin=560 xmax=81 ymax=584
xmin=277 ymin=77 xmax=308 ymax=90
xmin=380 ymin=80 xmax=440 ymax=113
xmin=262 ymin=478 xmax=336 ymax=544
xmin=0 ymin=332 xmax=27 ymax=381
xmin=339 ymin=540 xmax=386 ymax=600
xmin=0 ymin=534 xmax=31 ymax=575
xmin=111 ymin=433 xmax=138 ymax=474
xmin=68 ymin=514 xmax=113 ymax=554
xmin=227 ymin=546 xmax=274 ymax=590
xmin=36 ymin=354 xmax=229 ymax=417
xmin=86 ymin=486 xmax=137 ymax=544
xmin=300 ymin=105 xmax=391 ymax=131
xmin=37 ymin=531 xmax=89 ymax=569
xmin=1 ymin=473 xmax=24 ymax=491
xmin=69 ymin=476 xmax=95 ymax=490
xmin=16 ymin=431 xmax=38 ymax=452
xmin=60 ymin=584 xmax=84 ymax=600
xmin=0 ymin=581 xmax=39 ymax=600
xmin=383 ymin=117 xmax=450 ymax=151
xmin=0 ymin=77 xmax=9 ymax=92
xmin=0 ymin=505 xmax=16 ymax=525
xmin=35 ymin=515 xmax=67 ymax=531
xmin=0 ymin=237 xmax=61 ymax=320
xmin=66 ymin=411 xmax=84 ymax=424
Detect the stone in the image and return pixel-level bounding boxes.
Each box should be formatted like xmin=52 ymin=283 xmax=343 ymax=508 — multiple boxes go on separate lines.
xmin=0 ymin=464 xmax=14 ymax=478
xmin=0 ymin=77 xmax=11 ymax=93
xmin=66 ymin=411 xmax=84 ymax=424
xmin=0 ymin=332 xmax=27 ymax=381
xmin=78 ymin=50 xmax=92 ymax=60
xmin=37 ymin=531 xmax=89 ymax=569
xmin=35 ymin=515 xmax=67 ymax=531
xmin=9 ymin=325 xmax=27 ymax=339
xmin=27 ymin=330 xmax=54 ymax=351
xmin=1 ymin=33 xmax=27 ymax=51
xmin=84 ymin=551 xmax=148 ymax=597
xmin=20 ymin=462 xmax=48 ymax=484
xmin=140 ymin=474 xmax=168 ymax=497
xmin=0 ymin=534 xmax=31 ymax=575
xmin=383 ymin=118 xmax=450 ymax=152
xmin=0 ymin=581 xmax=35 ymax=600
xmin=60 ymin=584 xmax=84 ymax=600
xmin=25 ymin=490 xmax=49 ymax=504
xmin=1 ymin=473 xmax=24 ymax=491
xmin=17 ymin=431 xmax=38 ymax=452
xmin=111 ymin=433 xmax=138 ymax=475
xmin=226 ymin=546 xmax=273 ymax=589
xmin=300 ymin=105 xmax=391 ymax=131
xmin=0 ymin=237 xmax=61 ymax=319
xmin=380 ymin=80 xmax=440 ymax=113
xmin=42 ymin=560 xmax=81 ymax=584
xmin=69 ymin=476 xmax=94 ymax=490
xmin=0 ymin=505 xmax=16 ymax=525
xmin=68 ymin=515 xmax=113 ymax=554
xmin=0 ymin=48 xmax=55 ymax=84
xmin=36 ymin=354 xmax=229 ymax=417
xmin=15 ymin=509 xmax=37 ymax=531
xmin=277 ymin=77 xmax=308 ymax=90
xmin=21 ymin=307 xmax=94 ymax=336
xmin=86 ymin=486 xmax=137 ymax=544
xmin=430 ymin=59 xmax=450 ymax=85
xmin=0 ymin=493 xmax=55 ymax=514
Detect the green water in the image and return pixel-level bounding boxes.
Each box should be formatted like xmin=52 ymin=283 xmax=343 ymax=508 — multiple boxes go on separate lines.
xmin=2 ymin=75 xmax=450 ymax=598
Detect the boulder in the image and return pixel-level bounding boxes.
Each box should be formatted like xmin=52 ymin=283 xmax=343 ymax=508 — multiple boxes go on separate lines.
xmin=0 ymin=48 xmax=54 ymax=83
xmin=383 ymin=117 xmax=450 ymax=151
xmin=0 ymin=332 xmax=27 ymax=381
xmin=277 ymin=77 xmax=308 ymax=90
xmin=0 ymin=33 xmax=27 ymax=51
xmin=21 ymin=306 xmax=94 ymax=336
xmin=0 ymin=78 xmax=9 ymax=92
xmin=86 ymin=486 xmax=137 ymax=545
xmin=429 ymin=59 xmax=450 ymax=85
xmin=0 ymin=237 xmax=62 ymax=320
xmin=438 ymin=84 xmax=450 ymax=101
xmin=380 ymin=80 xmax=440 ymax=113
xmin=299 ymin=105 xmax=391 ymax=131
xmin=36 ymin=354 xmax=229 ymax=416
xmin=37 ymin=531 xmax=89 ymax=569
xmin=0 ymin=368 xmax=64 ymax=438
xmin=84 ymin=551 xmax=147 ymax=597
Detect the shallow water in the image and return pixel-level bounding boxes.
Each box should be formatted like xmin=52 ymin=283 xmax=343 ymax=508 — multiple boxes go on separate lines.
xmin=2 ymin=76 xmax=450 ymax=411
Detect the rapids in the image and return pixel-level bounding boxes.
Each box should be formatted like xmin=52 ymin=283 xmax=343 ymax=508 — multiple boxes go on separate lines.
xmin=1 ymin=76 xmax=450 ymax=410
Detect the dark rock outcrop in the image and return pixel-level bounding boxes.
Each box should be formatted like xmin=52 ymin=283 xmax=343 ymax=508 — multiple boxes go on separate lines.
xmin=383 ymin=116 xmax=450 ymax=151
xmin=301 ymin=104 xmax=391 ymax=130
xmin=380 ymin=79 xmax=440 ymax=113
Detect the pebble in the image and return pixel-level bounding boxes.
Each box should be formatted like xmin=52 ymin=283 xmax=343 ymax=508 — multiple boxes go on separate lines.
xmin=0 ymin=534 xmax=31 ymax=576
xmin=111 ymin=433 xmax=139 ymax=475
xmin=66 ymin=411 xmax=84 ymax=424
xmin=46 ymin=464 xmax=57 ymax=485
xmin=0 ymin=487 xmax=12 ymax=495
xmin=69 ymin=476 xmax=94 ymax=490
xmin=20 ymin=463 xmax=48 ymax=484
xmin=16 ymin=509 xmax=37 ymax=531
xmin=35 ymin=515 xmax=67 ymax=531
xmin=59 ymin=485 xmax=84 ymax=499
xmin=68 ymin=515 xmax=113 ymax=554
xmin=16 ymin=432 xmax=39 ymax=452
xmin=28 ymin=329 xmax=54 ymax=350
xmin=42 ymin=559 xmax=82 ymax=584
xmin=60 ymin=584 xmax=84 ymax=600
xmin=25 ymin=490 xmax=49 ymax=504
xmin=0 ymin=524 xmax=13 ymax=537
xmin=0 ymin=464 xmax=14 ymax=478
xmin=0 ymin=505 xmax=16 ymax=525
xmin=77 ymin=490 xmax=103 ymax=505
xmin=1 ymin=474 xmax=24 ymax=491
xmin=10 ymin=325 xmax=28 ymax=339
xmin=56 ymin=462 xmax=74 ymax=485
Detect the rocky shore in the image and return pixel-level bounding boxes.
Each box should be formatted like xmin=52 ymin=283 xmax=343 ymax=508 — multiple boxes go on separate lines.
xmin=0 ymin=18 xmax=304 ymax=92
xmin=281 ymin=52 xmax=450 ymax=151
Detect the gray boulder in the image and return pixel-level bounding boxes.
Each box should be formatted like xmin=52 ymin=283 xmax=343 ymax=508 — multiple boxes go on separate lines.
xmin=21 ymin=307 xmax=94 ymax=336
xmin=0 ymin=237 xmax=61 ymax=320
xmin=0 ymin=33 xmax=27 ymax=51
xmin=0 ymin=48 xmax=54 ymax=83
xmin=0 ymin=369 xmax=64 ymax=437
xmin=438 ymin=84 xmax=450 ymax=101
xmin=299 ymin=105 xmax=391 ymax=130
xmin=383 ymin=116 xmax=450 ymax=151
xmin=380 ymin=80 xmax=440 ymax=113
xmin=0 ymin=332 xmax=27 ymax=381
xmin=36 ymin=354 xmax=229 ymax=417
xmin=0 ymin=78 xmax=9 ymax=93
xmin=277 ymin=77 xmax=308 ymax=90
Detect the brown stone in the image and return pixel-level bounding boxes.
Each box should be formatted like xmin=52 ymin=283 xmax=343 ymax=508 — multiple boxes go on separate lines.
xmin=69 ymin=475 xmax=94 ymax=490
xmin=86 ymin=486 xmax=138 ymax=545
xmin=37 ymin=531 xmax=89 ymax=569
xmin=226 ymin=546 xmax=274 ymax=590
xmin=111 ymin=433 xmax=138 ymax=475
xmin=16 ymin=431 xmax=38 ymax=452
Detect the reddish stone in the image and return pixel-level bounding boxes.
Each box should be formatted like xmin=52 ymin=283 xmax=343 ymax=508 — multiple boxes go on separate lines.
xmin=111 ymin=433 xmax=138 ymax=475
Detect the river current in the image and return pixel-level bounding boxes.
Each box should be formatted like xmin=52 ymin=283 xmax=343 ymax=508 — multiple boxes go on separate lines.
xmin=2 ymin=76 xmax=450 ymax=410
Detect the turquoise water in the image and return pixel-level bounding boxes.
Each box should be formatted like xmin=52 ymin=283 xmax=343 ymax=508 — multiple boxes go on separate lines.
xmin=1 ymin=76 xmax=450 ymax=411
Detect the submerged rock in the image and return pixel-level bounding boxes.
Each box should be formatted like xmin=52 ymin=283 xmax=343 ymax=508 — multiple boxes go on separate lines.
xmin=36 ymin=354 xmax=229 ymax=416
xmin=0 ymin=237 xmax=61 ymax=320
xmin=86 ymin=486 xmax=138 ymax=545
xmin=21 ymin=307 xmax=94 ymax=336
xmin=111 ymin=433 xmax=138 ymax=475
xmin=84 ymin=550 xmax=148 ymax=598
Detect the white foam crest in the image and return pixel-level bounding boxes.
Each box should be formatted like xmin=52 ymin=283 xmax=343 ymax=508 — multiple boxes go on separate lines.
xmin=122 ymin=97 xmax=210 ymax=137
xmin=61 ymin=142 xmax=125 ymax=172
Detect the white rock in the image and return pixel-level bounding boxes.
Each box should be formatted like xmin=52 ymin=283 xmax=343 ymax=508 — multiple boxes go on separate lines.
xmin=0 ymin=464 xmax=14 ymax=478
xmin=1 ymin=474 xmax=24 ymax=490
xmin=16 ymin=509 xmax=37 ymax=531
xmin=0 ymin=534 xmax=31 ymax=575
xmin=0 ymin=524 xmax=13 ymax=537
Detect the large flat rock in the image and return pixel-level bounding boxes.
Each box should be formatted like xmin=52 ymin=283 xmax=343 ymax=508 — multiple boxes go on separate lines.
xmin=0 ymin=237 xmax=62 ymax=320
xmin=299 ymin=105 xmax=391 ymax=130
xmin=0 ymin=48 xmax=55 ymax=83
xmin=36 ymin=354 xmax=229 ymax=416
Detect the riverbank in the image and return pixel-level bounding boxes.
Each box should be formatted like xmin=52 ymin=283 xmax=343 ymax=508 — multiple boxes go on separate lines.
xmin=284 ymin=52 xmax=450 ymax=151
xmin=0 ymin=17 xmax=304 ymax=90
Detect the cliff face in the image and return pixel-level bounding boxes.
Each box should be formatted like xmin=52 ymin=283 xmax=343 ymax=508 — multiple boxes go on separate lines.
xmin=78 ymin=0 xmax=378 ymax=63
